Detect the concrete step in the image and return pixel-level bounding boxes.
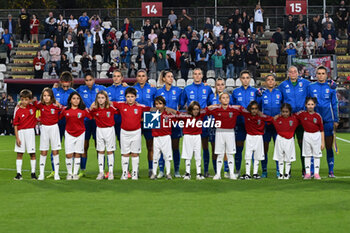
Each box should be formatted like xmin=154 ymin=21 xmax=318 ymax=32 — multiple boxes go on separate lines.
xmin=15 ymin=51 xmax=37 ymax=56
xmin=18 ymin=43 xmax=40 ymax=49
xmin=7 ymin=71 xmax=34 ymax=75
xmin=11 ymin=75 xmax=34 ymax=79
xmin=11 ymin=67 xmax=34 ymax=72
xmin=13 ymin=59 xmax=33 ymax=65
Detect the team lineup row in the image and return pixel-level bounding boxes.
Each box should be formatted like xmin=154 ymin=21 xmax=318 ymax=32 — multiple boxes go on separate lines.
xmin=12 ymin=66 xmax=338 ymax=181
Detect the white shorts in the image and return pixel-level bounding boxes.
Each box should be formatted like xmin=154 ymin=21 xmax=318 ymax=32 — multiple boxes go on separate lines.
xmin=65 ymin=131 xmax=85 ymax=154
xmin=182 ymin=134 xmax=201 ymax=160
xmin=96 ymin=126 xmax=116 ymax=152
xmin=273 ymin=135 xmax=296 ymax=162
xmin=40 ymin=124 xmax=62 ymax=151
xmin=245 ymin=134 xmax=264 ymax=160
xmin=153 ymin=135 xmax=172 ymax=161
xmin=120 ymin=129 xmax=141 ymax=154
xmin=215 ymin=128 xmax=236 ymax=154
xmin=14 ymin=128 xmax=36 ymax=153
xmin=302 ymin=131 xmax=322 ymax=158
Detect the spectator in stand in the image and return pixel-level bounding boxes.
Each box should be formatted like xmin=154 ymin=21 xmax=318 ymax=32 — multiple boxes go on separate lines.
xmin=213 ymin=21 xmax=223 ymax=39
xmin=323 ymin=23 xmax=337 ymax=39
xmin=157 ymin=52 xmax=168 ymax=73
xmin=322 ymin=12 xmax=334 ymax=24
xmin=179 ymin=34 xmax=189 ymax=53
xmin=153 ymin=23 xmax=161 ymax=36
xmin=226 ymin=49 xmax=235 ymax=79
xmin=107 ymin=62 xmax=118 ymax=78
xmin=89 ymin=14 xmax=101 ymax=30
xmin=158 ymin=27 xmax=172 ymax=46
xmin=49 ymin=61 xmax=59 ymax=78
xmin=148 ymin=29 xmax=157 ymax=43
xmin=84 ymin=29 xmax=93 ymax=56
xmin=60 ymin=54 xmax=71 ymax=73
xmin=57 ymin=14 xmax=67 ymax=28
xmin=302 ymin=69 xmax=315 ymax=81
xmin=295 ymin=24 xmax=306 ymax=40
xmin=299 ymin=41 xmax=311 ymax=58
xmin=128 ymin=62 xmax=138 ymax=78
xmin=102 ymin=16 xmax=112 ymax=38
xmin=231 ymin=8 xmax=241 ymax=23
xmin=76 ymin=29 xmax=85 ymax=55
xmin=40 ymin=45 xmax=50 ymax=72
xmin=65 ymin=26 xmax=77 ymax=43
xmin=168 ymin=10 xmax=177 ymax=30
xmin=149 ymin=56 xmax=157 ymax=80
xmin=121 ymin=46 xmax=131 ymax=68
xmin=93 ymin=33 xmax=102 ymax=56
xmin=71 ymin=62 xmax=79 ymax=78
xmin=80 ymin=51 xmax=91 ymax=74
xmin=0 ymin=39 xmax=8 ymax=64
xmin=109 ymin=27 xmax=117 ymax=42
xmin=315 ymin=32 xmax=326 ymax=54
xmin=137 ymin=35 xmax=147 ymax=53
xmin=4 ymin=14 xmax=16 ymax=38
xmin=110 ymin=44 xmax=120 ymax=65
xmin=272 ymin=27 xmax=283 ymax=61
xmin=248 ymin=17 xmax=255 ymax=35
xmin=104 ymin=34 xmax=114 ymax=63
xmin=322 ymin=16 xmax=335 ymax=30
xmin=285 ymin=43 xmax=297 ymax=57
xmin=18 ymin=8 xmax=30 ymax=43
xmin=0 ymin=93 xmax=8 ymax=135
xmin=310 ymin=15 xmax=322 ymax=38
xmin=216 ymin=43 xmax=226 ymax=57
xmin=236 ymin=31 xmax=248 ymax=49
xmin=254 ymin=4 xmax=264 ymax=37
xmin=296 ymin=36 xmax=305 ymax=55
xmin=143 ymin=19 xmax=153 ymax=41
xmin=180 ymin=52 xmax=190 ymax=80
xmin=137 ymin=48 xmax=147 ymax=70
xmin=194 ymin=42 xmax=202 ymax=60
xmin=6 ymin=95 xmax=16 ymax=135
xmin=336 ymin=1 xmax=349 ymax=37
xmin=179 ymin=9 xmax=192 ymax=34
xmin=212 ymin=50 xmax=225 ymax=78
xmin=64 ymin=34 xmax=74 ymax=63
xmin=78 ymin=11 xmax=90 ymax=32
xmin=234 ymin=49 xmax=245 ymax=77
xmin=266 ymin=38 xmax=278 ymax=73
xmin=54 ymin=25 xmax=64 ymax=50
xmin=296 ymin=14 xmax=307 ymax=33
xmin=196 ymin=47 xmax=208 ymax=78
xmin=47 ymin=17 xmax=57 ymax=40
xmin=306 ymin=36 xmax=315 ymax=55
xmin=120 ymin=34 xmax=132 ymax=51
xmin=286 ymin=36 xmax=296 ymax=48
xmin=144 ymin=40 xmax=155 ymax=69
xmin=68 ymin=15 xmax=78 ymax=33
xmin=33 ymin=51 xmax=45 ymax=79
xmin=166 ymin=54 xmax=177 ymax=73
xmin=204 ymin=17 xmax=213 ymax=31
xmin=241 ymin=11 xmax=250 ymax=33
xmin=91 ymin=25 xmax=104 ymax=45
xmin=50 ymin=42 xmax=61 ymax=70
xmin=156 ymin=43 xmax=167 ymax=59
xmin=246 ymin=45 xmax=258 ymax=79
xmin=121 ymin=18 xmax=134 ymax=37
xmin=325 ymin=34 xmax=337 ymax=54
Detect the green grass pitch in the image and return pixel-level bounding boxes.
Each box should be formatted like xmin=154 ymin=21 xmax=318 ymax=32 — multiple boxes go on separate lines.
xmin=0 ymin=133 xmax=350 ymax=233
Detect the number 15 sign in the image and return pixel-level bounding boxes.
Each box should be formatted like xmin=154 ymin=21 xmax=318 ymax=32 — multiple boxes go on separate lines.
xmin=286 ymin=0 xmax=307 ymax=15
xmin=142 ymin=2 xmax=163 ymax=17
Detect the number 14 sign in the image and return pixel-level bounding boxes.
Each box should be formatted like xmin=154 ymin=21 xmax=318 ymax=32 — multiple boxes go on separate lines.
xmin=286 ymin=0 xmax=307 ymax=15
xmin=142 ymin=2 xmax=163 ymax=17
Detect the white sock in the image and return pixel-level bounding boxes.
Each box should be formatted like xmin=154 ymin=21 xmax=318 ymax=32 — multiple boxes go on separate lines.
xmin=73 ymin=157 xmax=81 ymax=175
xmin=121 ymin=156 xmax=129 ymax=177
xmin=131 ymin=157 xmax=139 ymax=177
xmin=305 ymin=157 xmax=311 ymax=174
xmin=216 ymin=154 xmax=224 ymax=176
xmin=30 ymin=159 xmax=36 ymax=173
xmin=314 ymin=157 xmax=320 ymax=174
xmin=107 ymin=154 xmax=114 ymax=174
xmin=279 ymin=161 xmax=284 ymax=176
xmin=98 ymin=153 xmax=104 ymax=173
xmin=53 ymin=155 xmax=60 ymax=176
xmin=39 ymin=155 xmax=46 ymax=176
xmin=253 ymin=160 xmax=260 ymax=175
xmin=245 ymin=159 xmax=252 ymax=176
xmin=285 ymin=162 xmax=291 ymax=175
xmin=165 ymin=159 xmax=171 ymax=175
xmin=185 ymin=159 xmax=191 ymax=174
xmin=66 ymin=158 xmax=73 ymax=175
xmin=152 ymin=157 xmax=158 ymax=175
xmin=195 ymin=159 xmax=201 ymax=174
xmin=227 ymin=154 xmax=234 ymax=176
xmin=16 ymin=159 xmax=22 ymax=174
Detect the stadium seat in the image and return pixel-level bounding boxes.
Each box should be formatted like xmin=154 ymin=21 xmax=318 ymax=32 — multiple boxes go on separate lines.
xmin=99 ymin=71 xmax=108 ymax=79
xmin=101 ymin=63 xmax=110 ymax=71
xmin=42 ymin=72 xmax=49 ymax=79
xmin=96 ymin=63 xmax=101 ymax=71
xmin=133 ymin=39 xmax=140 ymax=47
xmin=0 ymin=72 xmax=4 ymax=81
xmin=148 ymin=79 xmax=156 ymax=87
xmin=132 ymin=47 xmax=139 ymax=55
xmin=188 ymin=69 xmax=193 ymax=79
xmin=134 ymin=63 xmax=138 ymax=69
xmin=131 ymin=55 xmax=137 ymax=63
xmin=134 ymin=31 xmax=143 ymax=39
xmin=207 ymin=70 xmax=215 ymax=78
xmin=186 ymin=79 xmax=193 ymax=85
xmin=96 ymin=72 xmax=100 ymax=78
xmin=249 ymin=79 xmax=255 ymax=87
xmin=206 ymin=78 xmax=215 ymax=87
xmin=176 ymin=79 xmax=186 ymax=88
xmin=115 ymin=31 xmax=123 ymax=39
xmin=226 ymin=78 xmax=235 ymax=87
xmin=0 ymin=64 xmax=6 ymax=72
xmin=173 ymin=30 xmax=180 ymax=38
xmin=95 ymin=55 xmax=103 ymax=63
xmin=235 ymin=78 xmax=242 ymax=87
xmin=176 ymin=71 xmax=181 ymax=80
xmin=226 ymin=86 xmax=234 ymax=94
xmin=74 ymin=55 xmax=82 ymax=63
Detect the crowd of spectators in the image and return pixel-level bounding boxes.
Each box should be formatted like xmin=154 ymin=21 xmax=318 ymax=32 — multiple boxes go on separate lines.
xmin=0 ymin=1 xmax=349 ymax=80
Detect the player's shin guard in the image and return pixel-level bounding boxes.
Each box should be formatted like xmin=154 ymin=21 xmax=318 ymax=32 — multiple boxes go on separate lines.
xmin=131 ymin=157 xmax=139 ymax=177
xmin=16 ymin=159 xmax=22 ymax=174
xmin=80 ymin=157 xmax=87 ymax=170
xmin=152 ymin=158 xmax=158 ymax=175
xmin=278 ymin=161 xmax=284 ymax=176
xmin=185 ymin=159 xmax=191 ymax=174
xmin=53 ymin=155 xmax=60 ymax=176
xmin=158 ymin=155 xmax=164 ymax=173
xmin=216 ymin=154 xmax=224 ymax=175
xmin=245 ymin=159 xmax=252 ymax=176
xmin=30 ymin=159 xmax=36 ymax=173
xmin=98 ymin=153 xmax=104 ymax=173
xmin=121 ymin=156 xmax=129 ymax=177
xmin=66 ymin=158 xmax=73 ymax=175
xmin=73 ymin=158 xmax=81 ymax=175
xmin=165 ymin=159 xmax=171 ymax=175
xmin=305 ymin=157 xmax=311 ymax=174
xmin=107 ymin=154 xmax=114 ymax=174
xmin=227 ymin=154 xmax=234 ymax=176
xmin=173 ymin=149 xmax=180 ymax=172
xmin=203 ymin=149 xmax=209 ymax=173
xmin=195 ymin=159 xmax=202 ymax=174
xmin=253 ymin=160 xmax=259 ymax=175
xmin=39 ymin=155 xmax=46 ymax=176
xmin=314 ymin=157 xmax=321 ymax=174
xmin=326 ymin=149 xmax=334 ymax=173
xmin=285 ymin=162 xmax=291 ymax=175
xmin=235 ymin=146 xmax=243 ymax=171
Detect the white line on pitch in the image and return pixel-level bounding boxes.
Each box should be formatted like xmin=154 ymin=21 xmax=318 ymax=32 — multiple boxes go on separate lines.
xmin=336 ymin=137 xmax=350 ymax=143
